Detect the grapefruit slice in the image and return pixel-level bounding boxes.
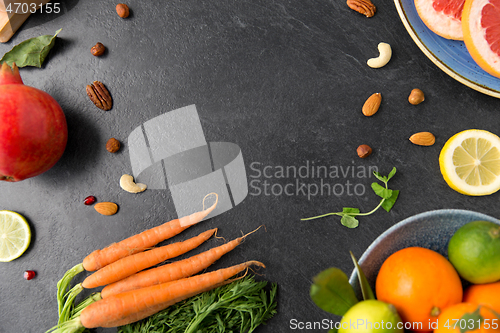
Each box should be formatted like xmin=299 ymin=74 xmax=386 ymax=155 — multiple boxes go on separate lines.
xmin=415 ymin=0 xmax=465 ymax=40
xmin=462 ymin=0 xmax=500 ymax=79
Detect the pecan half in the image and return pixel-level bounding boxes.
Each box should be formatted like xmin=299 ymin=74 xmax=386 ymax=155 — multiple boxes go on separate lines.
xmin=347 ymin=0 xmax=376 ymax=17
xmin=86 ymin=81 xmax=112 ymax=111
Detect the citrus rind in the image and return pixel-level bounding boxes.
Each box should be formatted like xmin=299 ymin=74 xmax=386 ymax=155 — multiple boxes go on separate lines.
xmin=462 ymin=0 xmax=500 ymax=79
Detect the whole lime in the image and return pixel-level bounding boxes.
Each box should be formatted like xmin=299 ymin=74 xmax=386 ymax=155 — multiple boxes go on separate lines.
xmin=448 ymin=220 xmax=500 ymax=284
xmin=338 ymin=300 xmax=403 ymax=333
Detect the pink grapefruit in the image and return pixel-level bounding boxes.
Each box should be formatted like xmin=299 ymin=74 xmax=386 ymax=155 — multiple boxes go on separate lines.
xmin=462 ymin=0 xmax=500 ymax=78
xmin=415 ymin=0 xmax=465 ymax=40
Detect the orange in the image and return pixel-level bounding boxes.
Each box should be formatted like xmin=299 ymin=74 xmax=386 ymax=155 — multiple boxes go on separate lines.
xmin=463 ymin=282 xmax=500 ymax=313
xmin=462 ymin=0 xmax=500 ymax=79
xmin=375 ymin=247 xmax=463 ymax=332
xmin=434 ymin=303 xmax=500 ymax=333
xmin=415 ymin=0 xmax=465 ymax=40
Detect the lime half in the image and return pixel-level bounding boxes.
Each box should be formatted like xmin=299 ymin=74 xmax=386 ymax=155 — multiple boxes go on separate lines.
xmin=0 ymin=210 xmax=31 ymax=262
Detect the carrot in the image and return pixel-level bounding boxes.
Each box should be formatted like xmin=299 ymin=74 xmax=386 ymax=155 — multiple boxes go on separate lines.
xmin=68 ymin=261 xmax=265 ymax=329
xmin=82 ymin=228 xmax=216 ymax=289
xmin=101 ymin=227 xmax=261 ymax=298
xmin=56 ymin=193 xmax=218 ymax=322
xmin=101 ymin=280 xmax=233 ymax=328
xmin=83 ymin=193 xmax=218 ymax=271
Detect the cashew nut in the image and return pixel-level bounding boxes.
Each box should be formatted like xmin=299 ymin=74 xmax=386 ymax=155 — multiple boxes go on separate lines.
xmin=120 ymin=174 xmax=147 ymax=193
xmin=367 ymin=42 xmax=392 ymax=68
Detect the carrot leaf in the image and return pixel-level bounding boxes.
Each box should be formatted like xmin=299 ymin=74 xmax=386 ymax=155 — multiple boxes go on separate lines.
xmin=117 ymin=275 xmax=277 ymax=333
xmin=301 ymin=167 xmax=399 ymax=228
xmin=56 ymin=263 xmax=84 ymax=319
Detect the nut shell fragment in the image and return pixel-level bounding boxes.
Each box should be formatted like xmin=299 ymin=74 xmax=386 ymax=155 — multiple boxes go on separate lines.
xmin=95 ymin=202 xmax=118 ymax=216
xmin=362 ymin=93 xmax=382 ymax=116
xmin=347 ymin=0 xmax=376 ymax=17
xmin=120 ymin=174 xmax=147 ymax=193
xmin=409 ymin=132 xmax=435 ymax=146
xmin=86 ymin=81 xmax=112 ymax=111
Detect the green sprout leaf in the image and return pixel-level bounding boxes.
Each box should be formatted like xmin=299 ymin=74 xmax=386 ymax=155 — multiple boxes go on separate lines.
xmin=371 ymin=183 xmax=393 ymax=200
xmin=342 ymin=207 xmax=360 ymax=215
xmin=341 ymin=215 xmax=359 ymax=228
xmin=301 ymin=167 xmax=399 ymax=228
xmin=387 ymin=167 xmax=397 ymax=181
xmin=381 ymin=190 xmax=399 ymax=212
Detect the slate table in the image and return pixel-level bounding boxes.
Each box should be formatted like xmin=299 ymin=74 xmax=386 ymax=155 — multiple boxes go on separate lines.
xmin=1 ymin=1 xmax=500 ymax=332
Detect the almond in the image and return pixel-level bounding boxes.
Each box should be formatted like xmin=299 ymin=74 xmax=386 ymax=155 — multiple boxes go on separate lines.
xmin=362 ymin=93 xmax=381 ymax=116
xmin=94 ymin=202 xmax=118 ymax=216
xmin=409 ymin=132 xmax=435 ymax=146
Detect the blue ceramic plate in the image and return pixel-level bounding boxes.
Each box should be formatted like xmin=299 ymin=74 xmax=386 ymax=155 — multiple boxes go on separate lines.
xmin=394 ymin=0 xmax=500 ymax=98
xmin=349 ymin=209 xmax=500 ymax=298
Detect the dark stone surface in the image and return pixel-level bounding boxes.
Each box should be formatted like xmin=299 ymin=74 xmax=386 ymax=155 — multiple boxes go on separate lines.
xmin=1 ymin=1 xmax=500 ymax=332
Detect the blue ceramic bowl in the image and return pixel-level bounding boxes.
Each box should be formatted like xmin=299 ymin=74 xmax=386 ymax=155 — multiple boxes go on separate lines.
xmin=394 ymin=0 xmax=500 ymax=98
xmin=349 ymin=209 xmax=500 ymax=299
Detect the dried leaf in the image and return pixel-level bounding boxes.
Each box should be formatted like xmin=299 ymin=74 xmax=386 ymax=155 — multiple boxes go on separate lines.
xmin=0 ymin=29 xmax=62 ymax=68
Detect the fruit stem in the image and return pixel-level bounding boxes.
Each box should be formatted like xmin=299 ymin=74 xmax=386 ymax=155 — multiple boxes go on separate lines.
xmin=430 ymin=306 xmax=441 ymax=317
xmin=489 ymin=226 xmax=500 ymax=239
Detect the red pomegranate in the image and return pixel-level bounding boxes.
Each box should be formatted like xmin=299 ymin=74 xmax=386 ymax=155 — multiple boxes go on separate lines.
xmin=0 ymin=62 xmax=68 ymax=181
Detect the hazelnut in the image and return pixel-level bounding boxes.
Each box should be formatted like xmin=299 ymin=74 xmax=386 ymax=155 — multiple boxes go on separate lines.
xmin=116 ymin=3 xmax=130 ymax=18
xmin=90 ymin=42 xmax=105 ymax=57
xmin=408 ymin=88 xmax=425 ymax=105
xmin=106 ymin=138 xmax=121 ymax=153
xmin=357 ymin=144 xmax=372 ymax=158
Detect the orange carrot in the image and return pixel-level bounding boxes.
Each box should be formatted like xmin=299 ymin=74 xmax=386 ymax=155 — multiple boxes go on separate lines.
xmin=79 ymin=261 xmax=265 ymax=328
xmin=82 ymin=228 xmax=216 ymax=289
xmin=101 ymin=280 xmax=233 ymax=328
xmin=56 ymin=194 xmax=218 ymax=322
xmin=101 ymin=228 xmax=258 ymax=298
xmin=83 ymin=194 xmax=218 ymax=271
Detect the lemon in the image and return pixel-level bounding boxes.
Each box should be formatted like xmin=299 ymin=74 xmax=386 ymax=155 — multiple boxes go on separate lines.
xmin=338 ymin=300 xmax=403 ymax=333
xmin=439 ymin=129 xmax=500 ymax=196
xmin=0 ymin=210 xmax=31 ymax=262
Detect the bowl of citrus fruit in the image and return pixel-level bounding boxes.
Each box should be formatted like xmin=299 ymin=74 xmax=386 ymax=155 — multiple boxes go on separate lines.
xmin=349 ymin=209 xmax=500 ymax=332
xmin=394 ymin=0 xmax=500 ymax=98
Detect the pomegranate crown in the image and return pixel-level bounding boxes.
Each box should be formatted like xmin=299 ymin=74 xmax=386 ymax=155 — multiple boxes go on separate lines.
xmin=0 ymin=62 xmax=23 ymax=85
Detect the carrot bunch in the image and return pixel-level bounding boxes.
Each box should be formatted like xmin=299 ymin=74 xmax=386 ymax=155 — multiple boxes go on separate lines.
xmin=47 ymin=193 xmax=267 ymax=332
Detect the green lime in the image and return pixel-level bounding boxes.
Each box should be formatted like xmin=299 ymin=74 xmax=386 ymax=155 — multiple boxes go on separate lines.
xmin=338 ymin=300 xmax=403 ymax=333
xmin=0 ymin=210 xmax=31 ymax=262
xmin=448 ymin=220 xmax=500 ymax=284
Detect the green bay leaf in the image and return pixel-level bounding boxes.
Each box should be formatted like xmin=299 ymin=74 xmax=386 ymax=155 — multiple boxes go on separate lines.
xmin=0 ymin=29 xmax=62 ymax=68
